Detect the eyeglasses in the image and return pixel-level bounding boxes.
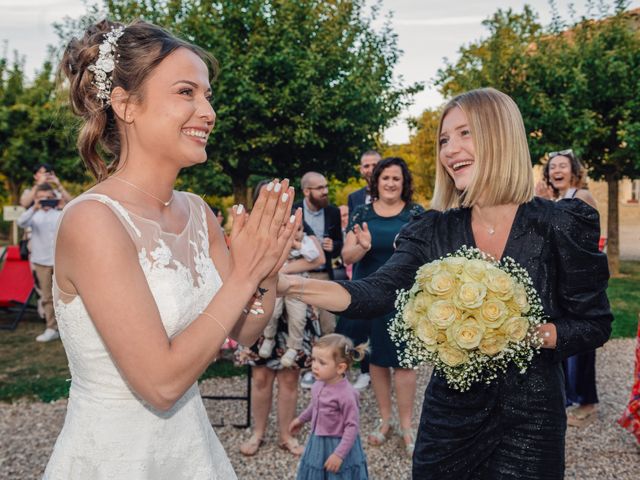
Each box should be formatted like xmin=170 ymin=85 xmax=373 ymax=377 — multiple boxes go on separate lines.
xmin=307 ymin=185 xmax=329 ymax=191
xmin=548 ymin=149 xmax=573 ymax=159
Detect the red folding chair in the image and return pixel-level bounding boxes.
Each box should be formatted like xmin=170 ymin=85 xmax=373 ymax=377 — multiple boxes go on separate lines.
xmin=0 ymin=245 xmax=36 ymax=330
xmin=598 ymin=236 xmax=607 ymax=253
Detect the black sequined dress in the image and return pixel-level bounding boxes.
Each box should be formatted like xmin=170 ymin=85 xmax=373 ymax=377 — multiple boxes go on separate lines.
xmin=336 ymin=198 xmax=612 ymax=480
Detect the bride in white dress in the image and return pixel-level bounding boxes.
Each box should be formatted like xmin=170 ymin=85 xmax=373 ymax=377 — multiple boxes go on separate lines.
xmin=45 ymin=19 xmax=300 ymax=479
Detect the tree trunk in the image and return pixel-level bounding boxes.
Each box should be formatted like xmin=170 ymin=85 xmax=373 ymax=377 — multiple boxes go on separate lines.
xmin=606 ymin=175 xmax=620 ymax=276
xmin=232 ymin=175 xmax=250 ymax=207
xmin=8 ymin=179 xmax=22 ymax=205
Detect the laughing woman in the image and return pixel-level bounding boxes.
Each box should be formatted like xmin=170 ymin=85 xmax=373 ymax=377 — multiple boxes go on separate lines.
xmin=542 ymin=150 xmax=600 ymax=427
xmin=278 ymin=88 xmax=612 ymax=479
xmin=47 ymin=19 xmax=299 ymax=479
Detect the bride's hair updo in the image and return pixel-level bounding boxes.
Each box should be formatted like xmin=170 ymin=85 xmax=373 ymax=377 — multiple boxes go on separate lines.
xmin=60 ymin=19 xmax=217 ymax=181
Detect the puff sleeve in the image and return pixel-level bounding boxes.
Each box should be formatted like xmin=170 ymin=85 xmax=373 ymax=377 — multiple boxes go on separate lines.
xmin=334 ymin=210 xmax=438 ymax=318
xmin=550 ymin=199 xmax=613 ymax=360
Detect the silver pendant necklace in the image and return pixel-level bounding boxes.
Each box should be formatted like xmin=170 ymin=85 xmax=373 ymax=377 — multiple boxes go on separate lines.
xmin=112 ymin=176 xmax=174 ymax=207
xmin=473 ymin=209 xmax=496 ymax=235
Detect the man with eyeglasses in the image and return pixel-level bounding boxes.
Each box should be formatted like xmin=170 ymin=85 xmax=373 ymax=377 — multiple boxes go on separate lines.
xmin=295 ymin=172 xmax=343 ymax=388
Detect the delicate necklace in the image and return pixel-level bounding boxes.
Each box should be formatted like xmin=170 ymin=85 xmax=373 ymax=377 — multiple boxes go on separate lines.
xmin=112 ymin=176 xmax=174 ymax=207
xmin=473 ymin=209 xmax=496 ymax=235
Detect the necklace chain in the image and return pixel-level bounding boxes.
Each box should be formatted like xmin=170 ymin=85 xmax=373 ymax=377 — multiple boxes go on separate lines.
xmin=473 ymin=209 xmax=496 ymax=236
xmin=112 ymin=177 xmax=174 ymax=207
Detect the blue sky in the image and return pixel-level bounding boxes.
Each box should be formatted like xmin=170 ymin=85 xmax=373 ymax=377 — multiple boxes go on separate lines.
xmin=1 ymin=0 xmax=638 ymax=143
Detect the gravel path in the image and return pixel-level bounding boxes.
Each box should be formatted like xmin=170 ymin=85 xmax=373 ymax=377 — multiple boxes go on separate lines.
xmin=1 ymin=339 xmax=638 ymax=479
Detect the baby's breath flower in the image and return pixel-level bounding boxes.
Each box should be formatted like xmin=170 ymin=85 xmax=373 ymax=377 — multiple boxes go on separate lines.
xmin=388 ymin=246 xmax=546 ymax=392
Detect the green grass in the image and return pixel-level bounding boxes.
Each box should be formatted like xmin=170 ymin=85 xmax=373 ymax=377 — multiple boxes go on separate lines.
xmin=608 ymin=261 xmax=640 ymax=338
xmin=0 ymin=321 xmax=71 ymax=402
xmin=0 ymin=317 xmax=244 ymax=403
xmin=1 ymin=261 xmax=638 ymax=403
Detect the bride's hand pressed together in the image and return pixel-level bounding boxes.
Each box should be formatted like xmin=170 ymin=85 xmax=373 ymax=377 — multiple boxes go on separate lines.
xmin=228 ymin=178 xmax=302 ymax=286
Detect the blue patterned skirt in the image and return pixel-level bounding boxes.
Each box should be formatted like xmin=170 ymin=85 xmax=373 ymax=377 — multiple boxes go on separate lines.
xmin=296 ymin=434 xmax=368 ymax=479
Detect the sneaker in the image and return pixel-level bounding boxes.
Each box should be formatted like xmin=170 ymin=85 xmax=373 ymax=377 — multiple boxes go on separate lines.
xmin=280 ymin=348 xmax=297 ymax=368
xmin=300 ymin=371 xmax=315 ymax=389
xmin=258 ymin=338 xmax=276 ymax=358
xmin=353 ymin=372 xmax=371 ymax=390
xmin=36 ymin=328 xmax=60 ymax=343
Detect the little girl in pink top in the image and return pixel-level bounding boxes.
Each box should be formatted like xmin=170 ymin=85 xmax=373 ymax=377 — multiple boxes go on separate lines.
xmin=290 ymin=334 xmax=369 ymax=479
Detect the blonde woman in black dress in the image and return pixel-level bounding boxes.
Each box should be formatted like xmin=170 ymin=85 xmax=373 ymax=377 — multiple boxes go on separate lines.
xmin=278 ymin=88 xmax=612 ymax=479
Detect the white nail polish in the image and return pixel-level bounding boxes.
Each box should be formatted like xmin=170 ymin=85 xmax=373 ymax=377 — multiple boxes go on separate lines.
xmin=250 ymin=309 xmax=258 ymax=315
xmin=281 ymin=193 xmax=289 ymax=202
xmin=274 ymin=182 xmax=282 ymax=193
xmin=266 ymin=182 xmax=274 ymax=192
xmin=237 ymin=204 xmax=244 ymax=214
xmin=257 ymin=308 xmax=265 ymax=315
xmin=289 ymin=214 xmax=296 ymax=223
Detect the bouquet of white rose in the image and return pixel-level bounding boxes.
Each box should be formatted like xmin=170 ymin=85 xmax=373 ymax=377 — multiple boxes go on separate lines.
xmin=389 ymin=246 xmax=546 ymax=391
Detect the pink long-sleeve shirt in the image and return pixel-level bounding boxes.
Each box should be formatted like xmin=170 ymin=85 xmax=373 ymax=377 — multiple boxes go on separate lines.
xmin=297 ymin=377 xmax=360 ymax=459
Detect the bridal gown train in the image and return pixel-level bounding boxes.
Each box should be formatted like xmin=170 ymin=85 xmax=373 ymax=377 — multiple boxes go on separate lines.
xmin=44 ymin=192 xmax=237 ymax=479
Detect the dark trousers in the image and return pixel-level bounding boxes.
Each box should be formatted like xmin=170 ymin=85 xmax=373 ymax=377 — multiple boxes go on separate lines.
xmin=336 ymin=316 xmax=370 ymax=374
xmin=563 ymin=350 xmax=599 ymax=406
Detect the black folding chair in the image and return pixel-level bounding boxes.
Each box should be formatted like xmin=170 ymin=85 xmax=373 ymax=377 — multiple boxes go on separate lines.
xmin=201 ymin=364 xmax=252 ymax=428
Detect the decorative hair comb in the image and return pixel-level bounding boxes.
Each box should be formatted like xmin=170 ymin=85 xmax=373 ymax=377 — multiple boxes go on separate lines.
xmin=87 ymin=25 xmax=125 ymax=106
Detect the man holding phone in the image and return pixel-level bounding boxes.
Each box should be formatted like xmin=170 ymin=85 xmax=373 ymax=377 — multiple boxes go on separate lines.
xmin=19 ymin=163 xmax=73 ymax=208
xmin=17 ymin=183 xmax=64 ymax=342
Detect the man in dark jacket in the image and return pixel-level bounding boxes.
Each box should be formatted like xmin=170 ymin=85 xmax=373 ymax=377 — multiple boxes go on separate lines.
xmin=347 ymin=150 xmax=381 ymax=213
xmin=294 ymin=172 xmax=343 ymax=337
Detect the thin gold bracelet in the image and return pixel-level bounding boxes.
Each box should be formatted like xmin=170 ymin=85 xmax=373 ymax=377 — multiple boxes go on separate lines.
xmin=200 ymin=311 xmax=229 ymax=337
xmin=296 ymin=276 xmax=306 ymax=301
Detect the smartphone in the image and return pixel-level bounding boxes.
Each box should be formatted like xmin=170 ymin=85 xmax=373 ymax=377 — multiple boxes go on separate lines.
xmin=40 ymin=198 xmax=60 ymax=208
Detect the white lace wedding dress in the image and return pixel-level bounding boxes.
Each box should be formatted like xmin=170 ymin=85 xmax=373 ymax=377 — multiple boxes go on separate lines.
xmin=43 ymin=192 xmax=237 ymax=479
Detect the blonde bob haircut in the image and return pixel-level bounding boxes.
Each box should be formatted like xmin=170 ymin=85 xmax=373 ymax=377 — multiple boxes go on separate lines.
xmin=431 ymin=88 xmax=534 ymax=211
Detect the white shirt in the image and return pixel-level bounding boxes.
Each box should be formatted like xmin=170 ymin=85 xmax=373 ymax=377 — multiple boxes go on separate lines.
xmin=17 ymin=207 xmax=61 ymax=266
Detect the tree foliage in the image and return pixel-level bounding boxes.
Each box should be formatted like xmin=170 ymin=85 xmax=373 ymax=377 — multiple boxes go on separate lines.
xmin=0 ymin=51 xmax=83 ymax=203
xmin=99 ymin=0 xmax=421 ymax=203
xmin=434 ymin=1 xmax=640 ymax=274
xmin=383 ymin=108 xmax=439 ymax=205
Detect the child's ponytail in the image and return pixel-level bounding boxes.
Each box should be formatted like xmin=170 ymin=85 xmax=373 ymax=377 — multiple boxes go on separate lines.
xmin=316 ymin=333 xmax=369 ymax=368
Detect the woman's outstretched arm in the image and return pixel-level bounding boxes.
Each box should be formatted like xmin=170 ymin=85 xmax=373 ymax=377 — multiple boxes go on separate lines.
xmin=280 ymin=210 xmax=436 ymax=318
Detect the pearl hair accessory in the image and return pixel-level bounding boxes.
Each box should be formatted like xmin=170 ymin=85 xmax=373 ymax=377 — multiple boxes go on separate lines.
xmin=88 ymin=25 xmax=125 ymax=106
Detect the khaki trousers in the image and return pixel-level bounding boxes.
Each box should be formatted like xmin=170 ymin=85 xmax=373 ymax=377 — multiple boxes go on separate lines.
xmin=307 ymin=271 xmax=336 ymax=335
xmin=264 ymin=295 xmax=308 ymax=351
xmin=33 ymin=264 xmax=56 ymax=330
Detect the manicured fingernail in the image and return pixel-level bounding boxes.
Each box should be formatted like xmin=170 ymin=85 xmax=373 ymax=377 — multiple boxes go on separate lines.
xmin=281 ymin=193 xmax=289 ymax=202
xmin=256 ymin=308 xmax=265 ymax=315
xmin=289 ymin=214 xmax=296 ymax=223
xmin=237 ymin=204 xmax=244 ymax=214
xmin=274 ymin=182 xmax=282 ymax=193
xmin=266 ymin=182 xmax=274 ymax=192
xmin=250 ymin=309 xmax=259 ymax=315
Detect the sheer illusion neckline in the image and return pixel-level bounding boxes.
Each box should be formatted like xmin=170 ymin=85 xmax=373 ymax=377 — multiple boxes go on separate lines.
xmin=88 ymin=191 xmax=192 ymax=237
xmin=463 ymin=203 xmax=525 ymax=262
